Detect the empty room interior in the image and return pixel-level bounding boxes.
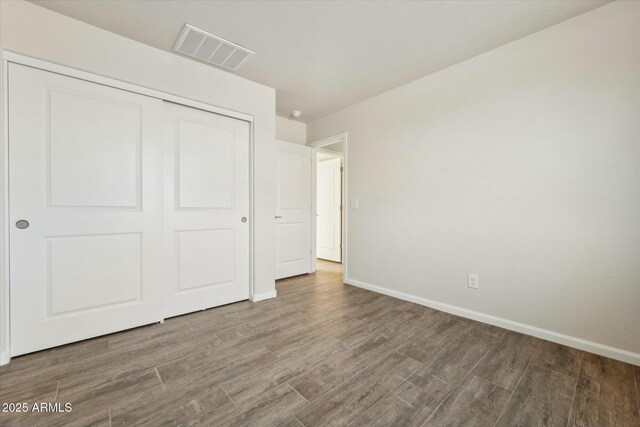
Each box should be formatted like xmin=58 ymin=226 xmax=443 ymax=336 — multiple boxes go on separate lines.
xmin=0 ymin=0 xmax=639 ymax=426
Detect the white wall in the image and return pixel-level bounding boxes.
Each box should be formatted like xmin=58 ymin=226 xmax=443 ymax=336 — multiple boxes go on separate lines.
xmin=276 ymin=115 xmax=306 ymax=145
xmin=308 ymin=1 xmax=640 ymax=361
xmin=0 ymin=0 xmax=276 ymax=361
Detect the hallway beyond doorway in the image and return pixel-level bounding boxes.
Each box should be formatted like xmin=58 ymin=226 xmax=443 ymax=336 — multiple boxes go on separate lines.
xmin=316 ymin=259 xmax=343 ymax=274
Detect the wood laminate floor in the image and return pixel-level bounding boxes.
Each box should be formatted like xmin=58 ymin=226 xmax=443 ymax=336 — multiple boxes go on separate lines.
xmin=316 ymin=259 xmax=343 ymax=273
xmin=1 ymin=267 xmax=638 ymax=427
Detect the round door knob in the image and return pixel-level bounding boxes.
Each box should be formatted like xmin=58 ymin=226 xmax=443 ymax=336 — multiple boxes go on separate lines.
xmin=16 ymin=220 xmax=30 ymax=229
xmin=241 ymin=217 xmax=247 ymax=223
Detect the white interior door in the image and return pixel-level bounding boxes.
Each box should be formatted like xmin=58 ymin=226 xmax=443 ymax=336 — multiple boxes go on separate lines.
xmin=275 ymin=141 xmax=312 ymax=279
xmin=317 ymin=157 xmax=342 ymax=262
xmin=163 ymin=102 xmax=250 ymax=318
xmin=8 ymin=63 xmax=164 ymax=356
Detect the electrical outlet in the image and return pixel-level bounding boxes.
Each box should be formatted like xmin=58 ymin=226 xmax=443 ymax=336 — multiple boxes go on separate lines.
xmin=468 ymin=273 xmax=479 ymax=289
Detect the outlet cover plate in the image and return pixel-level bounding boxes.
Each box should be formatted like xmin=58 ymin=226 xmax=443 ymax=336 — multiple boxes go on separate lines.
xmin=468 ymin=273 xmax=479 ymax=289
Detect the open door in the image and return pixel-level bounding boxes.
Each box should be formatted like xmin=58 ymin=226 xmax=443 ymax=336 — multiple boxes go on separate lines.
xmin=316 ymin=157 xmax=342 ymax=262
xmin=275 ymin=141 xmax=312 ymax=279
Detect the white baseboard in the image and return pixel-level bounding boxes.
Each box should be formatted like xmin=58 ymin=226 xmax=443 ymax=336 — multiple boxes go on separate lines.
xmin=344 ymin=277 xmax=640 ymax=366
xmin=250 ymin=290 xmax=277 ymax=303
xmin=0 ymin=350 xmax=10 ymax=366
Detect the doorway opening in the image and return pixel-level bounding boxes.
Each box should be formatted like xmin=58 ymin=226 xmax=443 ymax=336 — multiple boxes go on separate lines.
xmin=309 ymin=133 xmax=347 ymax=278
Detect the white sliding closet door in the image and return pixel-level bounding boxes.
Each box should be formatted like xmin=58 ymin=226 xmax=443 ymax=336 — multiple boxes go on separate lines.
xmin=9 ymin=63 xmax=165 ymax=356
xmin=8 ymin=63 xmax=252 ymax=356
xmin=163 ymin=102 xmax=250 ymax=318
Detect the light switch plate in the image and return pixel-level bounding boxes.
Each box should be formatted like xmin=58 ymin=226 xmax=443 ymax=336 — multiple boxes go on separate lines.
xmin=350 ymin=199 xmax=359 ymax=209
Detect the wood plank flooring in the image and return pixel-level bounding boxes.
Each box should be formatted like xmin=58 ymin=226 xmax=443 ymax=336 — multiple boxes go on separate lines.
xmin=1 ymin=263 xmax=638 ymax=426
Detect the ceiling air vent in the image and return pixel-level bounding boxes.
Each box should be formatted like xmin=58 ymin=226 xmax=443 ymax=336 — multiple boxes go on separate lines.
xmin=173 ymin=24 xmax=254 ymax=71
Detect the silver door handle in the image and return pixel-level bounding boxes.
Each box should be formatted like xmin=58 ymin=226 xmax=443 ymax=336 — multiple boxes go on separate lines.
xmin=241 ymin=217 xmax=247 ymax=223
xmin=275 ymin=216 xmax=283 ymax=219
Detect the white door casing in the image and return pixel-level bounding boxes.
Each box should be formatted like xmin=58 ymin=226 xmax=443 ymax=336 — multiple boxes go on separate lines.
xmin=163 ymin=102 xmax=250 ymax=317
xmin=317 ymin=157 xmax=342 ymax=262
xmin=275 ymin=141 xmax=312 ymax=279
xmin=8 ymin=63 xmax=165 ymax=356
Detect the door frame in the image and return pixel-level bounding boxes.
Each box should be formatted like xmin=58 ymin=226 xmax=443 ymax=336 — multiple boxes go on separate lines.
xmin=308 ymin=133 xmax=348 ymax=277
xmin=0 ymin=51 xmax=257 ymax=364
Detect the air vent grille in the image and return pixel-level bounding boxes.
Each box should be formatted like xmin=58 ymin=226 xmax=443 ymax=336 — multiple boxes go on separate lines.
xmin=174 ymin=24 xmax=254 ymax=71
